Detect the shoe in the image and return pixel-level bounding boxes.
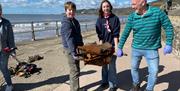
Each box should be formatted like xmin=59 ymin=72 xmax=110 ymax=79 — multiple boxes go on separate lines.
xmin=100 ymin=83 xmax=109 ymax=88
xmin=109 ymin=87 xmax=117 ymax=91
xmin=130 ymin=84 xmax=140 ymax=91
xmin=5 ymin=85 xmax=13 ymax=91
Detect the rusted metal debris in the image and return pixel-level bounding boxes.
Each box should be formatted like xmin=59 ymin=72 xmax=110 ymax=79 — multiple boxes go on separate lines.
xmin=77 ymin=42 xmax=114 ymax=66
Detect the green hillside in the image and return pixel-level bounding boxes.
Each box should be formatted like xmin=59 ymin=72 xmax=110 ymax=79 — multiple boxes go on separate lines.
xmin=76 ymin=8 xmax=133 ymax=16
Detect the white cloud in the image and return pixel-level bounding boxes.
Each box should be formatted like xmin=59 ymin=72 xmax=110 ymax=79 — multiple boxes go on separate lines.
xmin=1 ymin=0 xmax=157 ymax=14
xmin=0 ymin=0 xmax=130 ymax=9
xmin=0 ymin=0 xmax=158 ymax=8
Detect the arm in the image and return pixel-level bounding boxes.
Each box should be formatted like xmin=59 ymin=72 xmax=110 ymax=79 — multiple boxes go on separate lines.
xmin=2 ymin=21 xmax=16 ymax=54
xmin=7 ymin=21 xmax=16 ymax=48
xmin=77 ymin=21 xmax=84 ymax=46
xmin=114 ymin=37 xmax=119 ymax=50
xmin=159 ymin=10 xmax=174 ymax=55
xmin=118 ymin=14 xmax=133 ymax=49
xmin=96 ymin=19 xmax=103 ymax=44
xmin=61 ymin=21 xmax=76 ymax=56
xmin=113 ymin=16 xmax=121 ymax=49
xmin=160 ymin=10 xmax=174 ymax=46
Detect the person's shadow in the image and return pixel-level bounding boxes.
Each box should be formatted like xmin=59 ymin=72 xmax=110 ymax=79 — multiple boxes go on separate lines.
xmin=116 ymin=65 xmax=180 ymax=91
xmin=117 ymin=65 xmax=172 ymax=91
xmin=81 ymin=65 xmax=167 ymax=91
xmin=140 ymin=66 xmax=180 ymax=91
xmin=0 ymin=70 xmax=96 ymax=91
xmin=149 ymin=71 xmax=180 ymax=91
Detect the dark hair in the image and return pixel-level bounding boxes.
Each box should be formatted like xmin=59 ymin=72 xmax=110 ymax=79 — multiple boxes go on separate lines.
xmin=64 ymin=1 xmax=76 ymax=11
xmin=98 ymin=0 xmax=113 ymax=18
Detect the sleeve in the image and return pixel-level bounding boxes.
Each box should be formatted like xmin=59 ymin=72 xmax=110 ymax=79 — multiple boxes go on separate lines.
xmin=118 ymin=14 xmax=133 ymax=49
xmin=7 ymin=21 xmax=16 ymax=49
xmin=95 ymin=18 xmax=103 ymax=41
xmin=159 ymin=10 xmax=174 ymax=46
xmin=113 ymin=16 xmax=120 ymax=38
xmin=61 ymin=21 xmax=76 ymax=56
xmin=77 ymin=21 xmax=84 ymax=46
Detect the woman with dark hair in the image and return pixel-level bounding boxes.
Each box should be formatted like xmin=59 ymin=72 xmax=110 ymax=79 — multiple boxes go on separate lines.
xmin=96 ymin=0 xmax=121 ymax=91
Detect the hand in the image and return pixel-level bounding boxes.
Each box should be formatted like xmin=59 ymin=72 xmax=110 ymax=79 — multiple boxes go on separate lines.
xmin=163 ymin=45 xmax=172 ymax=55
xmin=96 ymin=40 xmax=103 ymax=45
xmin=117 ymin=48 xmax=123 ymax=57
xmin=72 ymin=55 xmax=80 ymax=60
xmin=10 ymin=53 xmax=16 ymax=59
xmin=111 ymin=47 xmax=115 ymax=54
xmin=3 ymin=47 xmax=11 ymax=53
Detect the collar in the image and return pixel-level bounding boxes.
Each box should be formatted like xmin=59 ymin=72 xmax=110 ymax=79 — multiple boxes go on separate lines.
xmin=104 ymin=13 xmax=111 ymax=19
xmin=103 ymin=13 xmax=114 ymax=20
xmin=134 ymin=4 xmax=153 ymax=19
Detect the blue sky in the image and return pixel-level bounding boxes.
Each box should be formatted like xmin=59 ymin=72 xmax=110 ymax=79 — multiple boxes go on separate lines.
xmin=0 ymin=0 xmax=157 ymax=14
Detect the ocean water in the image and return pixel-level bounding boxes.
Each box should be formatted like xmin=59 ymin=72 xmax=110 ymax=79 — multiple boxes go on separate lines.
xmin=3 ymin=14 xmax=127 ymax=42
xmin=3 ymin=14 xmax=98 ymax=23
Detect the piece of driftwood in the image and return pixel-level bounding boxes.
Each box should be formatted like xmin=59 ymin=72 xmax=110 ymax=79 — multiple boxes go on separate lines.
xmin=28 ymin=55 xmax=44 ymax=63
xmin=77 ymin=42 xmax=113 ymax=66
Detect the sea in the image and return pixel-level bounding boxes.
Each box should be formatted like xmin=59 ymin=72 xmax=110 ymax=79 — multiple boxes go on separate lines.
xmin=3 ymin=14 xmax=127 ymax=42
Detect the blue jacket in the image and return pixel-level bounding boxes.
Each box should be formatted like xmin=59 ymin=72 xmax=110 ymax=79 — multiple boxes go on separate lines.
xmin=0 ymin=17 xmax=16 ymax=52
xmin=96 ymin=13 xmax=120 ymax=47
xmin=60 ymin=16 xmax=83 ymax=56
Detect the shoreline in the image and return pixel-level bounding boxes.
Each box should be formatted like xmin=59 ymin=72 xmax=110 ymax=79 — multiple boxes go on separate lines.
xmin=15 ymin=30 xmax=96 ymax=46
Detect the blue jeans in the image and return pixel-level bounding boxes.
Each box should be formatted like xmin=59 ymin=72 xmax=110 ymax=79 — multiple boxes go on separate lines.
xmin=102 ymin=55 xmax=117 ymax=88
xmin=0 ymin=52 xmax=12 ymax=85
xmin=131 ymin=48 xmax=159 ymax=91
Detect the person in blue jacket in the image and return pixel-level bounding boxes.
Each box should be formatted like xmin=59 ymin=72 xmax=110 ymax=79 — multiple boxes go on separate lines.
xmin=96 ymin=0 xmax=120 ymax=91
xmin=60 ymin=1 xmax=84 ymax=91
xmin=0 ymin=4 xmax=16 ymax=91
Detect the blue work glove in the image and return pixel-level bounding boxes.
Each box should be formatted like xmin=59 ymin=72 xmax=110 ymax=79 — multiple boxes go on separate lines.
xmin=72 ymin=53 xmax=83 ymax=60
xmin=117 ymin=48 xmax=123 ymax=57
xmin=163 ymin=45 xmax=172 ymax=55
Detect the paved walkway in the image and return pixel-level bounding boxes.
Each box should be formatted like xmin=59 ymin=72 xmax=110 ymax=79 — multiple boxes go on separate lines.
xmin=54 ymin=32 xmax=180 ymax=91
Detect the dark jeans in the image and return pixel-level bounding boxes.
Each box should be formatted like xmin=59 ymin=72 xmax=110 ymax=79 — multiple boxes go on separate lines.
xmin=0 ymin=52 xmax=12 ymax=85
xmin=101 ymin=55 xmax=117 ymax=88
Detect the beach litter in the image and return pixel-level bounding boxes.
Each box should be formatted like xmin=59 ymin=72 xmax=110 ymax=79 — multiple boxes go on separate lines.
xmin=77 ymin=42 xmax=114 ymax=66
xmin=77 ymin=42 xmax=128 ymax=66
xmin=9 ymin=53 xmax=43 ymax=78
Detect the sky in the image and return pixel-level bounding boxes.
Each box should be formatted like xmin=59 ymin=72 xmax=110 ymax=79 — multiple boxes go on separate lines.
xmin=0 ymin=0 xmax=157 ymax=14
